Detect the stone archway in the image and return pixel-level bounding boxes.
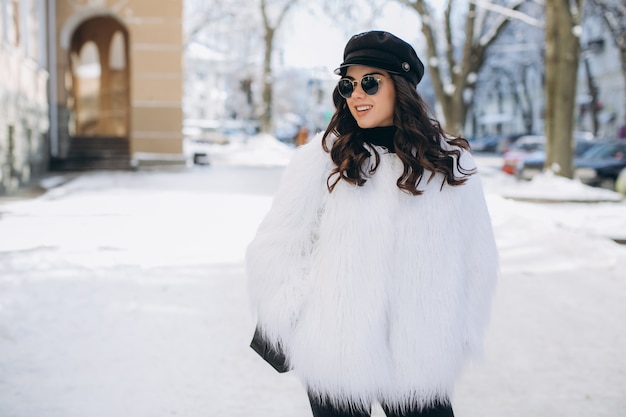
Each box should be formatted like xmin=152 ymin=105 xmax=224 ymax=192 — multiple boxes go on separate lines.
xmin=69 ymin=16 xmax=130 ymax=138
xmin=50 ymin=15 xmax=133 ymax=170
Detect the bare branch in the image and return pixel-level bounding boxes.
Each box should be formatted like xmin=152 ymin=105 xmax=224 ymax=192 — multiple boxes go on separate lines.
xmin=444 ymin=0 xmax=457 ymax=82
xmin=275 ymin=1 xmax=297 ymax=28
xmin=477 ymin=0 xmax=528 ymax=48
xmin=469 ymin=0 xmax=544 ymax=27
xmin=460 ymin=2 xmax=477 ymax=77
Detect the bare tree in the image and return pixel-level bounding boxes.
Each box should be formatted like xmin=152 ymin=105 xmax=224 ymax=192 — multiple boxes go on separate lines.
xmin=259 ymin=0 xmax=299 ymax=133
xmin=184 ymin=0 xmax=302 ymax=133
xmin=185 ymin=1 xmax=239 ymax=47
xmin=184 ymin=0 xmax=264 ymax=122
xmin=491 ymin=66 xmax=536 ymax=134
xmin=397 ymin=0 xmax=529 ymax=135
xmin=469 ymin=2 xmax=544 ymax=138
xmin=544 ymin=0 xmax=585 ymax=178
xmin=320 ymin=0 xmax=386 ymax=36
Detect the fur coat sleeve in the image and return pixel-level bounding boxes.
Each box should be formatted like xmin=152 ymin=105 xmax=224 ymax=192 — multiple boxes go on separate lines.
xmin=245 ymin=133 xmax=330 ymax=349
xmin=449 ymin=150 xmax=499 ymax=359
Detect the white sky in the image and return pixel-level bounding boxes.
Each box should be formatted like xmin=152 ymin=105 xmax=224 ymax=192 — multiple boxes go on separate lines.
xmin=280 ymin=3 xmax=424 ymax=71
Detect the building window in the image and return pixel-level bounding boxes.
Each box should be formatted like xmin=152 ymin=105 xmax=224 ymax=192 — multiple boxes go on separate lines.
xmin=24 ymin=0 xmax=39 ymax=60
xmin=36 ymin=0 xmax=46 ymax=66
xmin=109 ymin=30 xmax=126 ymax=70
xmin=77 ymin=41 xmax=101 ymax=77
xmin=4 ymin=0 xmax=19 ymax=46
xmin=0 ymin=1 xmax=3 ymax=41
xmin=74 ymin=41 xmax=102 ymax=135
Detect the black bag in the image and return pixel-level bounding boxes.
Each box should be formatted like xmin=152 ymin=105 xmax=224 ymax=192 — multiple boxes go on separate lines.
xmin=250 ymin=327 xmax=290 ymax=373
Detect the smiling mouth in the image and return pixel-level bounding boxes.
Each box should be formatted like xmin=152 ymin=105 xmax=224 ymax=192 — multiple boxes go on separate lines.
xmin=356 ymin=105 xmax=372 ymax=112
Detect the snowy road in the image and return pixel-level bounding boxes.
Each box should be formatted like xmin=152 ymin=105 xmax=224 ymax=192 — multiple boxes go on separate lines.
xmin=0 ymin=158 xmax=625 ymax=417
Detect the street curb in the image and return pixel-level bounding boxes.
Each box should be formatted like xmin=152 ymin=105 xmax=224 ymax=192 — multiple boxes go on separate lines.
xmin=502 ymin=195 xmax=624 ymax=203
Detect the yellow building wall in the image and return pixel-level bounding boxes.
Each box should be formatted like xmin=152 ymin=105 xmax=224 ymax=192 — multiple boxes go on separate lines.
xmin=55 ymin=0 xmax=184 ymax=158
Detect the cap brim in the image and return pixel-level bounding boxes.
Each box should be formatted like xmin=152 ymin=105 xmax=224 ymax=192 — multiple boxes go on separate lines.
xmin=333 ymin=61 xmax=401 ymax=77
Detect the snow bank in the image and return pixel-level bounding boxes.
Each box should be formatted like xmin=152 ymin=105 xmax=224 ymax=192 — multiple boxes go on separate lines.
xmin=498 ymin=171 xmax=623 ymax=203
xmin=204 ymin=133 xmax=295 ymax=167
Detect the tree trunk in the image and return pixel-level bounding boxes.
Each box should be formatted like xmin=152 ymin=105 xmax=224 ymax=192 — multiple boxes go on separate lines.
xmin=583 ymin=56 xmax=600 ymax=136
xmin=544 ymin=0 xmax=584 ymax=178
xmin=259 ymin=0 xmax=297 ymax=134
xmin=261 ymin=27 xmax=274 ymax=133
xmin=437 ymin=92 xmax=468 ymax=136
xmin=520 ymin=65 xmax=535 ymax=134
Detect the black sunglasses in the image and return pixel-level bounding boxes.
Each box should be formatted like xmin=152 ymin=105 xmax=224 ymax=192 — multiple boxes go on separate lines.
xmin=337 ymin=75 xmax=384 ymax=99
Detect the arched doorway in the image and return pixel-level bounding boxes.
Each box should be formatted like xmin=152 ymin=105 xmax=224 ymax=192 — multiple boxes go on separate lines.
xmin=70 ymin=16 xmax=129 ymax=137
xmin=62 ymin=15 xmax=130 ymax=169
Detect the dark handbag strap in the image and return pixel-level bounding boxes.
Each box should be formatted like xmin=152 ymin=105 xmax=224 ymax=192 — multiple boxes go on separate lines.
xmin=250 ymin=327 xmax=290 ymax=373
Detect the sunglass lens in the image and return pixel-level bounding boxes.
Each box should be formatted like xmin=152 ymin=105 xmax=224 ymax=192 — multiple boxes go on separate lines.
xmin=338 ymin=79 xmax=353 ymax=98
xmin=361 ymin=76 xmax=380 ymax=95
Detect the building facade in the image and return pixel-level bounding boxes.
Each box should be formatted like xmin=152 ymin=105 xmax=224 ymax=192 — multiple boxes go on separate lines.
xmin=0 ymin=0 xmax=49 ymax=194
xmin=52 ymin=0 xmax=184 ymax=168
xmin=1 ymin=0 xmax=185 ymax=194
xmin=576 ymin=14 xmax=626 ymax=139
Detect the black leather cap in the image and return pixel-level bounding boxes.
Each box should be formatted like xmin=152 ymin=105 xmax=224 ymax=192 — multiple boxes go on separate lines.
xmin=335 ymin=31 xmax=425 ymax=86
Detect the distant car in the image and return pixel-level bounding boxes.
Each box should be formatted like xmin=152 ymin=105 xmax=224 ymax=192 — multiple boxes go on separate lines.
xmin=469 ymin=135 xmax=501 ymax=153
xmin=518 ymin=138 xmax=597 ymax=180
xmin=183 ymin=120 xmax=228 ymax=165
xmin=574 ymin=140 xmax=626 ymax=189
xmin=501 ymin=135 xmax=545 ymax=175
xmin=183 ymin=130 xmax=230 ymax=165
xmin=182 ymin=121 xmax=250 ymax=165
xmin=495 ymin=133 xmax=526 ymax=154
xmin=274 ymin=125 xmax=299 ymax=144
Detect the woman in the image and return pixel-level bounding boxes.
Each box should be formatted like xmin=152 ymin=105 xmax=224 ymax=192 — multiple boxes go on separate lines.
xmin=246 ymin=31 xmax=498 ymax=417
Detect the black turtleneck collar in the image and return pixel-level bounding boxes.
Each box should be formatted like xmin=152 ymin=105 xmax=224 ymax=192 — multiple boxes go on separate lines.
xmin=359 ymin=126 xmax=397 ymax=153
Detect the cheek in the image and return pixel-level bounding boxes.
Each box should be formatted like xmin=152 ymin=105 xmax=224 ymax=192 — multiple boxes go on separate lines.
xmin=380 ymin=91 xmax=396 ymax=124
xmin=388 ymin=90 xmax=396 ymax=109
xmin=384 ymin=93 xmax=396 ymax=115
xmin=346 ymin=101 xmax=358 ymax=117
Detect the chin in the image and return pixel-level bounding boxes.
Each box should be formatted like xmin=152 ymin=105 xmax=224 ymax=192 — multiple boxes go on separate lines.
xmin=354 ymin=117 xmax=393 ymax=129
xmin=356 ymin=120 xmax=376 ymax=129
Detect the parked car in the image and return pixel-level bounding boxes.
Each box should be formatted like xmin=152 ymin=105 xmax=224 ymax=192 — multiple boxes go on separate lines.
xmin=501 ymin=135 xmax=545 ymax=175
xmin=505 ymin=132 xmax=596 ymax=179
xmin=616 ymin=166 xmax=626 ymax=195
xmin=574 ymin=140 xmax=626 ymax=189
xmin=518 ymin=138 xmax=597 ymax=180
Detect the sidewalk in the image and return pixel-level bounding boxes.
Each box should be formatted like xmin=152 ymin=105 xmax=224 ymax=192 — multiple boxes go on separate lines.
xmin=0 ymin=174 xmax=76 ymax=205
xmin=0 ymin=164 xmax=625 ymax=417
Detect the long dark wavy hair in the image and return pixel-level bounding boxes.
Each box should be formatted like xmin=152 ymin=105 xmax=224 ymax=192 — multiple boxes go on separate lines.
xmin=322 ymin=73 xmax=474 ymax=196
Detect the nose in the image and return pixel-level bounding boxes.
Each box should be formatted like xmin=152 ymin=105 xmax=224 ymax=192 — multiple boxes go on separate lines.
xmin=351 ymin=82 xmax=366 ymax=99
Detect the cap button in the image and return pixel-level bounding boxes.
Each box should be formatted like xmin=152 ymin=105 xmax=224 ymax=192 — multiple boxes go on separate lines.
xmin=402 ymin=62 xmax=411 ymax=72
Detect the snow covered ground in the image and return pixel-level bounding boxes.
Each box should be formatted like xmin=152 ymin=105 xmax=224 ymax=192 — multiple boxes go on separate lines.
xmin=0 ymin=135 xmax=625 ymax=417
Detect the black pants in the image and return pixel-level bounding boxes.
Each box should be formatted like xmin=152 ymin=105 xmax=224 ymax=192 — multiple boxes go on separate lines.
xmin=307 ymin=394 xmax=454 ymax=417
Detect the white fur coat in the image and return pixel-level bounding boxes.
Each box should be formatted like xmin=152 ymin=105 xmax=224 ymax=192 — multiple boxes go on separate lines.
xmin=246 ymin=132 xmax=498 ymax=410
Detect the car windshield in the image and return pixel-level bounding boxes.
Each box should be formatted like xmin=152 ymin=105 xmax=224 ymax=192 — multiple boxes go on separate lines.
xmin=515 ymin=142 xmax=544 ymax=152
xmin=575 ymin=141 xmax=596 ymax=156
xmin=582 ymin=142 xmax=626 ymax=159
